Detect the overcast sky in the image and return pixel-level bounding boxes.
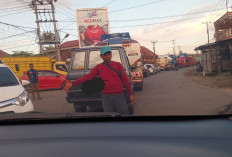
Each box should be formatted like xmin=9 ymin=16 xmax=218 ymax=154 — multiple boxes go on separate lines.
xmin=0 ymin=0 xmax=231 ymax=55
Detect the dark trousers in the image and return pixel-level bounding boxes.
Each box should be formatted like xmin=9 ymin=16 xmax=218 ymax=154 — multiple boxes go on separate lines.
xmin=102 ymin=93 xmax=129 ymax=115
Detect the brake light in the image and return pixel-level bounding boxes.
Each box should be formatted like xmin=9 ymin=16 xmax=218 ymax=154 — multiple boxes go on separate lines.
xmin=66 ymin=80 xmax=71 ymax=84
xmin=122 ymin=40 xmax=131 ymax=47
xmin=133 ymin=76 xmax=142 ymax=80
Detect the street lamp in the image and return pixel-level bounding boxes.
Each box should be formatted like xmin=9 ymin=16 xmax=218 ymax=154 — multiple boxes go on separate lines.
xmin=57 ymin=33 xmax=69 ymax=61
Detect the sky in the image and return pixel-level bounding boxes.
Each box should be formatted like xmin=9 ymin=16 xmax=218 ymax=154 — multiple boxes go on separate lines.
xmin=0 ymin=0 xmax=231 ymax=55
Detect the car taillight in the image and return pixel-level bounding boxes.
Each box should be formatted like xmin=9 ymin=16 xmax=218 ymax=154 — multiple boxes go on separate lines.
xmin=133 ymin=76 xmax=142 ymax=80
xmin=66 ymin=80 xmax=71 ymax=84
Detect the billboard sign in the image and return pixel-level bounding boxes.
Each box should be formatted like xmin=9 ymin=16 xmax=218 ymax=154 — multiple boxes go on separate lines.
xmin=76 ymin=8 xmax=109 ymax=47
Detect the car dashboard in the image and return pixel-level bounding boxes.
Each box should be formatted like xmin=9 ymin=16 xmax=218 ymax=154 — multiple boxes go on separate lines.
xmin=0 ymin=114 xmax=231 ymax=157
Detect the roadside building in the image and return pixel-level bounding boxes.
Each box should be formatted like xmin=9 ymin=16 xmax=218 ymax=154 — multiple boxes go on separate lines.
xmin=0 ymin=50 xmax=9 ymax=57
xmin=45 ymin=40 xmax=79 ymax=64
xmin=195 ymin=12 xmax=232 ymax=73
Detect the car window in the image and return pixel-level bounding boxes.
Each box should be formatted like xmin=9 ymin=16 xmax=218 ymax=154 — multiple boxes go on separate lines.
xmin=43 ymin=71 xmax=57 ymax=77
xmin=56 ymin=64 xmax=67 ymax=72
xmin=89 ymin=49 xmax=121 ymax=69
xmin=0 ymin=67 xmax=19 ymax=87
xmin=38 ymin=71 xmax=43 ymax=76
xmin=72 ymin=52 xmax=85 ymax=70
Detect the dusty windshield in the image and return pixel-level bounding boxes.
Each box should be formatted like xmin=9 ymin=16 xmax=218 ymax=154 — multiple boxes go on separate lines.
xmin=0 ymin=0 xmax=232 ymax=117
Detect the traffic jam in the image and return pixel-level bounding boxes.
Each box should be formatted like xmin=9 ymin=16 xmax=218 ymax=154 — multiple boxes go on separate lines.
xmin=0 ymin=8 xmax=196 ymax=114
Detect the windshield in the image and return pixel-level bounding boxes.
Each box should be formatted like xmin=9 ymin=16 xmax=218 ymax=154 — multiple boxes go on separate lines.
xmin=0 ymin=0 xmax=232 ymax=119
xmin=0 ymin=67 xmax=19 ymax=87
xmin=89 ymin=49 xmax=121 ymax=69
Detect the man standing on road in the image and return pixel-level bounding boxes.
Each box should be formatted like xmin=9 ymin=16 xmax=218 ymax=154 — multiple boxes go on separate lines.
xmin=27 ymin=64 xmax=42 ymax=101
xmin=65 ymin=46 xmax=135 ymax=115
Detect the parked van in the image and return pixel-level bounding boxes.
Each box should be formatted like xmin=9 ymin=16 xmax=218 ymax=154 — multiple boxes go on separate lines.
xmin=0 ymin=63 xmax=34 ymax=113
xmin=66 ymin=46 xmax=134 ymax=114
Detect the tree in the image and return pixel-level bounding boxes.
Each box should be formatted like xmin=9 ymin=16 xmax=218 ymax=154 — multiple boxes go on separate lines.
xmin=11 ymin=51 xmax=34 ymax=56
xmin=44 ymin=45 xmax=55 ymax=50
xmin=10 ymin=51 xmax=47 ymax=56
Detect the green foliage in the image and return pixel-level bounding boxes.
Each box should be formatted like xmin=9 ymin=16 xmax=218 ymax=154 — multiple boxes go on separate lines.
xmin=10 ymin=51 xmax=47 ymax=56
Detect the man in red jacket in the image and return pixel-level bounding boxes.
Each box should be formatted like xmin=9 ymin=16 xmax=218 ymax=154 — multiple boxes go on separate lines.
xmin=65 ymin=46 xmax=135 ymax=115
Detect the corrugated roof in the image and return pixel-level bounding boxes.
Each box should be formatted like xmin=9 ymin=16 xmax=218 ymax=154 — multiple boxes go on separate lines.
xmin=0 ymin=50 xmax=9 ymax=57
xmin=58 ymin=40 xmax=79 ymax=49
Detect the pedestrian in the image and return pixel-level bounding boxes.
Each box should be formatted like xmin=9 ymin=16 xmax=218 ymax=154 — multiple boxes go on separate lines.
xmin=27 ymin=63 xmax=42 ymax=101
xmin=175 ymin=60 xmax=179 ymax=71
xmin=65 ymin=46 xmax=136 ymax=115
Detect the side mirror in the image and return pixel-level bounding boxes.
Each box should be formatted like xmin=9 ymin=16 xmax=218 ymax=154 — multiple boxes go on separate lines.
xmin=15 ymin=64 xmax=19 ymax=71
xmin=22 ymin=80 xmax=30 ymax=86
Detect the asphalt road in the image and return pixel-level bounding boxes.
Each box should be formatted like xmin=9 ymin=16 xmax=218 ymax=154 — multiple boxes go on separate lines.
xmin=134 ymin=67 xmax=232 ymax=116
xmin=32 ymin=67 xmax=232 ymax=115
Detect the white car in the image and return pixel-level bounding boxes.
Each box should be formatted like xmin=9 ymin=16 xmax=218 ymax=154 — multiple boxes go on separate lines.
xmin=0 ymin=63 xmax=34 ymax=113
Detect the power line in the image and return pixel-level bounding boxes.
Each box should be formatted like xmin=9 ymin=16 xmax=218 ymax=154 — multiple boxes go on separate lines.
xmin=56 ymin=1 xmax=75 ymax=16
xmin=111 ymin=13 xmax=219 ymax=28
xmin=0 ymin=1 xmax=23 ymax=5
xmin=109 ymin=0 xmax=165 ymax=13
xmin=0 ymin=21 xmax=36 ymax=31
xmin=0 ymin=10 xmax=31 ymax=17
xmin=55 ymin=3 xmax=75 ymax=18
xmin=1 ymin=43 xmax=38 ymax=51
xmin=0 ymin=30 xmax=36 ymax=40
xmin=60 ymin=8 xmax=226 ymax=23
xmin=103 ymin=0 xmax=117 ymax=7
xmin=75 ymin=0 xmax=165 ymax=22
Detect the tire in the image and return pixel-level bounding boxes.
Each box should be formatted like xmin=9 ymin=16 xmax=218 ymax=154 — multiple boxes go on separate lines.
xmin=74 ymin=103 xmax=86 ymax=112
xmin=61 ymin=81 xmax=66 ymax=89
xmin=137 ymin=86 xmax=143 ymax=91
xmin=128 ymin=103 xmax=134 ymax=115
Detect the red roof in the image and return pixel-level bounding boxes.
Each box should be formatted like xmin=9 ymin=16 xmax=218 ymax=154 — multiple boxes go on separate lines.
xmin=0 ymin=50 xmax=9 ymax=57
xmin=58 ymin=40 xmax=79 ymax=49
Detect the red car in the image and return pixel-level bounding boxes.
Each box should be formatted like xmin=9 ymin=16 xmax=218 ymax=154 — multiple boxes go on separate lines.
xmin=20 ymin=70 xmax=66 ymax=90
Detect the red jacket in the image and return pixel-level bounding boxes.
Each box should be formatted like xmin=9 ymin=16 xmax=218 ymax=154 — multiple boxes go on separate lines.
xmin=72 ymin=61 xmax=133 ymax=95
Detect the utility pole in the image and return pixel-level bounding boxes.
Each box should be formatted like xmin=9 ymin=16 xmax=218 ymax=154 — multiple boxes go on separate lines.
xmin=171 ymin=40 xmax=176 ymax=56
xmin=31 ymin=0 xmax=60 ymax=60
xmin=50 ymin=1 xmax=60 ymax=61
xmin=202 ymin=22 xmax=211 ymax=44
xmin=226 ymin=0 xmax=229 ymax=12
xmin=151 ymin=41 xmax=157 ymax=54
xmin=177 ymin=46 xmax=181 ymax=54
xmin=33 ymin=1 xmax=43 ymax=54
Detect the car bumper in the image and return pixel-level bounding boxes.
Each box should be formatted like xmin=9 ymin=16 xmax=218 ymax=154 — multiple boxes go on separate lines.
xmin=0 ymin=99 xmax=34 ymax=113
xmin=133 ymin=81 xmax=143 ymax=88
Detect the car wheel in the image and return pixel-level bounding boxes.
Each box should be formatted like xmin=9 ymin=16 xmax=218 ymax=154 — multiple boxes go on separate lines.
xmin=61 ymin=81 xmax=66 ymax=89
xmin=74 ymin=103 xmax=86 ymax=112
xmin=128 ymin=103 xmax=134 ymax=115
xmin=137 ymin=86 xmax=143 ymax=91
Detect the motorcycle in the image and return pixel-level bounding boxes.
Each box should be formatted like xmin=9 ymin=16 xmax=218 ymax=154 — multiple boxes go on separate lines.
xmin=196 ymin=62 xmax=203 ymax=72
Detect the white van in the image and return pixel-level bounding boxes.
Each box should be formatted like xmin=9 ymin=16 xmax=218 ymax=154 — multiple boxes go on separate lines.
xmin=0 ymin=63 xmax=34 ymax=113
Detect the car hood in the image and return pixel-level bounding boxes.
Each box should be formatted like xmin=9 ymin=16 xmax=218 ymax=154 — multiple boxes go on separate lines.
xmin=0 ymin=85 xmax=24 ymax=102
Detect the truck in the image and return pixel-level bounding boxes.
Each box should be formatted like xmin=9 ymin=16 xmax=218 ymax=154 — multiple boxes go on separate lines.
xmin=100 ymin=33 xmax=144 ymax=91
xmin=177 ymin=56 xmax=195 ymax=68
xmin=157 ymin=55 xmax=172 ymax=71
xmin=169 ymin=55 xmax=176 ymax=70
xmin=0 ymin=56 xmax=68 ymax=79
